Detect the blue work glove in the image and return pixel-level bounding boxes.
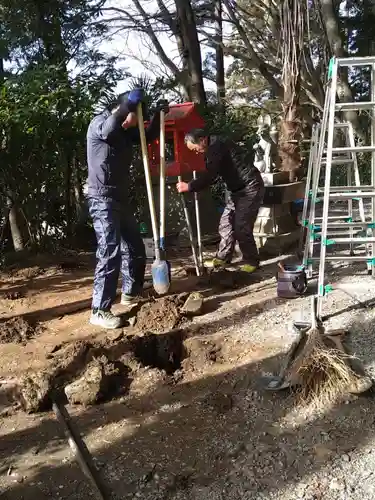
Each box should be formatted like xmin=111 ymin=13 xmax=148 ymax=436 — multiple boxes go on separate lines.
xmin=127 ymin=88 xmax=144 ymax=111
xmin=155 ymin=99 xmax=170 ymax=114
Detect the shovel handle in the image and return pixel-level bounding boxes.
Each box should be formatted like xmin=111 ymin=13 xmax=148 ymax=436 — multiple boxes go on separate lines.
xmin=53 ymin=402 xmax=110 ymax=500
xmin=137 ymin=104 xmax=160 ymax=260
xmin=159 ymin=110 xmax=166 ymax=249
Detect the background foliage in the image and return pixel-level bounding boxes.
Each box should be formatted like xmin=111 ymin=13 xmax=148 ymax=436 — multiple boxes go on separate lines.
xmin=1 ymin=0 xmax=374 ymax=255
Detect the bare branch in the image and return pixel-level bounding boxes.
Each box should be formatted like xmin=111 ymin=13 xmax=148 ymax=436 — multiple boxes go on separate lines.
xmin=222 ymin=0 xmax=282 ymax=96
xmin=130 ymin=0 xmax=181 ymax=77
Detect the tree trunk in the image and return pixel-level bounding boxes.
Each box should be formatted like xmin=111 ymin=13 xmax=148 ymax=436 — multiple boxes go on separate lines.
xmin=0 ymin=58 xmax=4 ymax=84
xmin=174 ymin=0 xmax=206 ymax=104
xmin=6 ymin=195 xmax=25 ymax=252
xmin=279 ymin=83 xmax=303 ymax=180
xmin=319 ymin=0 xmax=365 ymax=141
xmin=279 ymin=0 xmax=304 ymax=180
xmin=133 ymin=0 xmax=192 ymax=100
xmin=73 ymin=156 xmax=84 ymax=219
xmin=215 ymin=0 xmax=225 ymax=105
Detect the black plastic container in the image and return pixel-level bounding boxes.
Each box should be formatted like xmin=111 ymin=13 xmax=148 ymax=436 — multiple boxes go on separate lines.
xmin=277 ymin=265 xmax=307 ymax=298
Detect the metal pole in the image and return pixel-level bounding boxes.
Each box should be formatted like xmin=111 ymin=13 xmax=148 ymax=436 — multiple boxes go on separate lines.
xmin=346 ymin=126 xmax=354 ymax=255
xmin=306 ymin=88 xmax=330 ymax=278
xmin=300 ymin=124 xmax=318 ymax=254
xmin=193 ymin=171 xmax=204 ymax=269
xmin=317 ymin=58 xmax=338 ymax=318
xmin=178 ymin=176 xmax=200 ymax=276
xmin=371 ymin=62 xmax=375 ymax=277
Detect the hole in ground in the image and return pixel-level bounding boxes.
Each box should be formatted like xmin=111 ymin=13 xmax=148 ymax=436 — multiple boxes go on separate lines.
xmin=132 ymin=329 xmax=187 ymax=374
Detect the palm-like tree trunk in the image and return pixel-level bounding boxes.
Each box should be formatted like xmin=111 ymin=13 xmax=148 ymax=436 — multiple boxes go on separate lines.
xmin=279 ymin=0 xmax=306 ymax=180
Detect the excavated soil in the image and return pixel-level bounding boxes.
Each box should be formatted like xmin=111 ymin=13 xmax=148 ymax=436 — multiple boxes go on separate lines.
xmin=14 ymin=327 xmax=195 ymax=413
xmin=0 ymin=288 xmax=26 ymax=300
xmin=135 ymin=295 xmax=187 ymax=333
xmin=0 ymin=317 xmax=42 ymax=344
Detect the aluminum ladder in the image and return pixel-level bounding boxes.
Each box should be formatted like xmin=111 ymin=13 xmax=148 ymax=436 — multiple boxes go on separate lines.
xmin=302 ymin=121 xmax=368 ymax=278
xmin=307 ymin=56 xmax=375 ymax=318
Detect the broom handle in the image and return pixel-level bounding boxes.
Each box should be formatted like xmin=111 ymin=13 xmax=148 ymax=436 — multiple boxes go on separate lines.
xmin=159 ymin=110 xmax=166 ymax=250
xmin=178 ymin=175 xmax=200 ymax=276
xmin=193 ymin=171 xmax=203 ymax=268
xmin=53 ymin=402 xmax=110 ymax=500
xmin=137 ymin=104 xmax=160 ymax=260
xmin=311 ymin=295 xmax=317 ymax=329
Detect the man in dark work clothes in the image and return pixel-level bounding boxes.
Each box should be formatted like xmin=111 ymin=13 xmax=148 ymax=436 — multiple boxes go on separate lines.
xmin=176 ymin=129 xmax=265 ymax=272
xmin=86 ymin=89 xmax=169 ymax=329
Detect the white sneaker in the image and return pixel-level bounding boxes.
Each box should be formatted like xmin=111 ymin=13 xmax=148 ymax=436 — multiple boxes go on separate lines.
xmin=90 ymin=309 xmax=122 ymax=329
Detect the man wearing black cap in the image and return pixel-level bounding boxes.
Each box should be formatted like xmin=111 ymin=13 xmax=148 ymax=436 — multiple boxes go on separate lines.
xmin=86 ymin=90 xmax=168 ymax=329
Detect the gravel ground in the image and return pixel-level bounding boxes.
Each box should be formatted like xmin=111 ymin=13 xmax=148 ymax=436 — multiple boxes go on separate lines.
xmin=2 ymin=256 xmax=375 ymax=500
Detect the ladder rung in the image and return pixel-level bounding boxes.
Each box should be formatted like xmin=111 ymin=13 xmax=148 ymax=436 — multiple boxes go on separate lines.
xmin=324 ymin=222 xmax=374 ymax=229
xmin=332 ymin=123 xmax=351 ymax=128
xmin=309 ymin=256 xmax=372 ymax=261
xmin=331 ymin=159 xmax=355 ymax=165
xmin=335 ymin=102 xmax=375 ymax=111
xmin=315 ymin=216 xmax=354 ymax=220
xmin=336 ymin=56 xmax=375 ymax=67
xmin=316 ymin=186 xmax=373 ymax=192
xmin=321 ymin=231 xmax=366 ymax=237
xmin=332 ymin=146 xmax=375 ymax=154
xmin=328 ymin=192 xmax=375 ymax=199
xmin=324 ymin=237 xmax=375 ymax=244
xmin=321 ymin=158 xmax=354 ymax=166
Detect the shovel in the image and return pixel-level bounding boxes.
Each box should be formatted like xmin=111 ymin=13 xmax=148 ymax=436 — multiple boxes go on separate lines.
xmin=178 ymin=175 xmax=201 ymax=276
xmin=159 ymin=109 xmax=171 ymax=282
xmin=137 ymin=104 xmax=170 ymax=295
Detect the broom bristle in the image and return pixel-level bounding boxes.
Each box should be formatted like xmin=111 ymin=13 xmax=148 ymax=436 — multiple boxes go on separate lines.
xmin=294 ymin=327 xmax=360 ymax=408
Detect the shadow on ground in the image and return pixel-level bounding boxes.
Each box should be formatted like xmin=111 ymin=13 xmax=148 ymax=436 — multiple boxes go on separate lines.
xmin=1 ymin=313 xmax=375 ymax=499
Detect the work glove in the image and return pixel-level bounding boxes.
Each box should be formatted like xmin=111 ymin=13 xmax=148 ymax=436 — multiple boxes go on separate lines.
xmin=155 ymin=99 xmax=170 ymax=114
xmin=127 ymin=88 xmax=145 ymax=111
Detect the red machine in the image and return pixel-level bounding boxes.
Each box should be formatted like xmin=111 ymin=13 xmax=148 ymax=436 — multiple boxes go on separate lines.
xmin=147 ymin=102 xmax=206 ymax=177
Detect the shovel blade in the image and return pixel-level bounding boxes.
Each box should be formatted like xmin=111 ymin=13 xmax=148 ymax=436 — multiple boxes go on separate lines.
xmin=151 ymin=259 xmax=171 ymax=295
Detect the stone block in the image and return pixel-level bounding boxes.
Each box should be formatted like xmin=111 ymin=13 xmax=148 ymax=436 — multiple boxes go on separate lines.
xmin=261 ymin=171 xmax=290 ymax=186
xmin=263 ymin=181 xmax=305 ymax=205
xmin=256 ymin=229 xmax=301 ymax=255
xmin=254 ymin=215 xmax=300 ymax=235
xmin=258 ymin=205 xmax=291 ymax=217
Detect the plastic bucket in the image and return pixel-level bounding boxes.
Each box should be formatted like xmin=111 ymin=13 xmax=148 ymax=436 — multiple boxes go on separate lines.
xmin=277 ymin=265 xmax=307 ymax=298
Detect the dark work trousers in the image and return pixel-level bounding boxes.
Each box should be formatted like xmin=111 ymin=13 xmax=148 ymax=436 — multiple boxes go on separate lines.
xmin=216 ymin=174 xmax=265 ymax=267
xmin=87 ymin=197 xmax=146 ymax=310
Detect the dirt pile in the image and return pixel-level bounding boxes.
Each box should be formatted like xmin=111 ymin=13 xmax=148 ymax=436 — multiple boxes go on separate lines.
xmin=14 ymin=325 xmax=227 ymax=413
xmin=14 ymin=329 xmax=186 ymax=412
xmin=17 ymin=371 xmax=52 ymax=412
xmin=0 ymin=288 xmax=26 ymax=300
xmin=135 ymin=295 xmax=186 ymax=333
xmin=64 ymin=356 xmax=130 ymax=405
xmin=9 ymin=292 xmax=225 ymax=413
xmin=129 ymin=367 xmax=169 ymax=396
xmin=0 ymin=317 xmax=42 ymax=344
xmin=182 ymin=338 xmax=223 ymax=373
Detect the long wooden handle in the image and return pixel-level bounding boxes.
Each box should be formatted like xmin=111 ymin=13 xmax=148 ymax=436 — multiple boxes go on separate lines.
xmin=159 ymin=110 xmax=166 ymax=248
xmin=137 ymin=104 xmax=160 ymax=259
xmin=53 ymin=402 xmax=110 ymax=500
